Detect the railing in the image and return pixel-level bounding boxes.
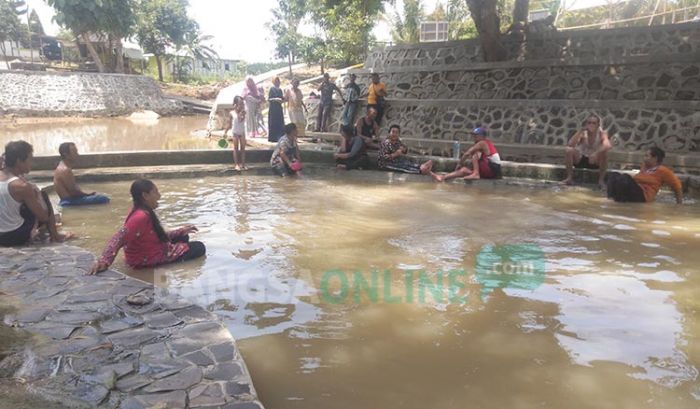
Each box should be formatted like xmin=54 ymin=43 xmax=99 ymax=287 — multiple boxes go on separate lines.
xmin=560 ymin=5 xmax=700 ymax=30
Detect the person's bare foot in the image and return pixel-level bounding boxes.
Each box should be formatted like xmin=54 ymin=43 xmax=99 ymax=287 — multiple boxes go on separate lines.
xmin=464 ymin=173 xmax=481 ymax=180
xmin=431 ymin=172 xmax=444 ymax=182
xmin=336 ymin=164 xmax=347 ymax=170
xmin=242 ymin=165 xmax=249 ymax=171
xmin=52 ymin=232 xmax=76 ymax=243
xmin=234 ymin=165 xmax=241 ymax=171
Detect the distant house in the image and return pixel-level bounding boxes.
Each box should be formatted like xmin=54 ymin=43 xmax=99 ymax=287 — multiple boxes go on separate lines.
xmin=144 ymin=52 xmax=239 ymax=81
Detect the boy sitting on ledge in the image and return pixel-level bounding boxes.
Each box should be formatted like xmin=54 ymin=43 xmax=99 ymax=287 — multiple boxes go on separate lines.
xmin=53 ymin=142 xmax=110 ymax=206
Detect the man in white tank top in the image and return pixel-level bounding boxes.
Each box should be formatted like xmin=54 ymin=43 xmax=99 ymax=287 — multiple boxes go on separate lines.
xmin=0 ymin=141 xmax=73 ymax=246
xmin=561 ymin=114 xmax=612 ymax=189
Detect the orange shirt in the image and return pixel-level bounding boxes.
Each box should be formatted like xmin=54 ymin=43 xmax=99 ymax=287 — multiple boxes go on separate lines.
xmin=368 ymin=82 xmax=386 ymax=104
xmin=633 ymin=165 xmax=683 ymax=202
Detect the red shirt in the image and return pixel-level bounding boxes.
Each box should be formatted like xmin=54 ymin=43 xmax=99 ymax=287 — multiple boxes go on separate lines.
xmin=99 ymin=208 xmax=189 ymax=268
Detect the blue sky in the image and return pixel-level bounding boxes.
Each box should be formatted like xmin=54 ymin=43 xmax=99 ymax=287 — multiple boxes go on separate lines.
xmin=27 ymin=0 xmax=615 ymax=63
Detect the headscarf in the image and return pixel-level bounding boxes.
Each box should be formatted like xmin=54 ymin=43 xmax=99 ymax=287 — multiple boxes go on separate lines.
xmin=243 ymin=76 xmax=259 ymax=98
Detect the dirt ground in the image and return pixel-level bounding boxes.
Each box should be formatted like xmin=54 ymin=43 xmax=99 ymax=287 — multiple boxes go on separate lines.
xmin=159 ymin=64 xmax=332 ymax=102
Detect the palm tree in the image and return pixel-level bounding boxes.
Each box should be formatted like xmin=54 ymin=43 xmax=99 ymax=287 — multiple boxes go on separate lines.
xmin=174 ymin=31 xmax=219 ymax=82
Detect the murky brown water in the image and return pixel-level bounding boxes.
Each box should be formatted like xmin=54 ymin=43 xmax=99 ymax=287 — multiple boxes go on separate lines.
xmin=0 ymin=116 xmax=214 ymax=155
xmin=54 ymin=172 xmax=700 ymax=409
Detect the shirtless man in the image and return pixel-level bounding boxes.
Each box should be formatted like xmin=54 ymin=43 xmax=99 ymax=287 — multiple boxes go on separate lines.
xmin=0 ymin=141 xmax=72 ymax=246
xmin=355 ymin=107 xmax=381 ymax=150
xmin=54 ymin=142 xmax=110 ymax=206
xmin=561 ymin=114 xmax=612 ymax=189
xmin=426 ymin=127 xmax=502 ymax=182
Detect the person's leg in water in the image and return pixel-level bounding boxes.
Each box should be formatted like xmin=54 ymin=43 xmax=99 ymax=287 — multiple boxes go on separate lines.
xmin=432 ymin=166 xmax=471 ymax=182
xmin=464 ymin=141 xmax=494 ymax=180
xmin=561 ymin=147 xmax=581 ymax=185
xmin=239 ymin=134 xmax=247 ymax=170
xmin=591 ymin=150 xmax=608 ymax=190
xmin=35 ymin=190 xmax=72 ymax=242
xmin=232 ymin=136 xmax=241 ymax=171
xmin=177 ymin=241 xmax=206 ymax=261
xmin=171 ymin=235 xmax=206 ymax=262
xmin=464 ymin=152 xmax=486 ymax=180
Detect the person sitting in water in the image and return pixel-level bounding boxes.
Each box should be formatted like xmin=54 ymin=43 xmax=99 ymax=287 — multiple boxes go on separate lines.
xmin=270 ymin=123 xmax=303 ymax=177
xmin=90 ymin=179 xmax=205 ymax=274
xmin=426 ymin=127 xmax=502 ymax=182
xmin=53 ymin=142 xmax=110 ymax=206
xmin=334 ymin=125 xmax=369 ymax=170
xmin=0 ymin=141 xmax=73 ymax=246
xmin=561 ymin=114 xmax=612 ymax=189
xmin=378 ymin=124 xmax=428 ymax=174
xmin=607 ymin=147 xmax=683 ymax=204
xmin=355 ymin=107 xmax=381 ymax=150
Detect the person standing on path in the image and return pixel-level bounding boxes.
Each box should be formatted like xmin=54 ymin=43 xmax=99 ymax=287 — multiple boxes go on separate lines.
xmin=243 ymin=77 xmax=264 ymax=138
xmin=285 ymin=78 xmax=308 ymax=137
xmin=315 ymin=73 xmax=345 ymax=132
xmin=367 ymin=73 xmax=387 ymax=125
xmin=342 ymin=73 xmax=361 ymax=127
xmin=268 ymin=77 xmax=286 ymax=143
xmin=230 ymin=96 xmax=248 ymax=171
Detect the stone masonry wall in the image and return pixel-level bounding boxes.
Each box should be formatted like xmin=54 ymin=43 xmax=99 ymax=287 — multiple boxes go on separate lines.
xmin=307 ymin=100 xmax=700 ymax=154
xmin=351 ymin=62 xmax=700 ymax=101
xmin=306 ymin=23 xmax=700 ymax=159
xmin=0 ymin=70 xmax=182 ymax=117
xmin=364 ymin=22 xmax=700 ymax=70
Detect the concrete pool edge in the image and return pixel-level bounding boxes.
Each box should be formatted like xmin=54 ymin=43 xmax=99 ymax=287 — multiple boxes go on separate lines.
xmin=25 ymin=149 xmax=700 ymax=198
xmin=0 ymin=245 xmax=265 ymax=409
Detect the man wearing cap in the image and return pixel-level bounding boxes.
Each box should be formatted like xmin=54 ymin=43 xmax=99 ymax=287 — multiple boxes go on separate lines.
xmin=426 ymin=127 xmax=502 ymax=182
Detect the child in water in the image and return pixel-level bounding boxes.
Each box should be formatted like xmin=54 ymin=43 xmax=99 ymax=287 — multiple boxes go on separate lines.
xmin=231 ymin=96 xmax=248 ymax=171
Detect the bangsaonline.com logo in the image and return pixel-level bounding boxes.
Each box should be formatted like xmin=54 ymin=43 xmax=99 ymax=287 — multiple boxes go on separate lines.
xmin=153 ymin=243 xmax=546 ymax=306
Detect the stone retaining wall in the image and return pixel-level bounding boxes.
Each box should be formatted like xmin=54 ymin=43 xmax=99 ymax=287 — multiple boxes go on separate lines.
xmin=0 ymin=71 xmax=182 ymax=117
xmin=364 ymin=22 xmax=700 ymax=70
xmin=306 ymin=23 xmax=700 ymax=159
xmin=307 ymin=99 xmax=700 ymax=154
xmin=350 ymin=61 xmax=700 ymax=102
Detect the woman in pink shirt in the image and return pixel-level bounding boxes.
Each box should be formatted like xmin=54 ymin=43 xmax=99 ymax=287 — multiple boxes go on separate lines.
xmin=90 ymin=179 xmax=205 ymax=274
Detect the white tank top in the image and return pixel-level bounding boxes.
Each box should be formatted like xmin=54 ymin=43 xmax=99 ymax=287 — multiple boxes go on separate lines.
xmin=0 ymin=176 xmax=25 ymax=233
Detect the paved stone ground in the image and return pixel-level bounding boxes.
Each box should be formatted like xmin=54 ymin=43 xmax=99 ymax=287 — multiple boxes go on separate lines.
xmin=0 ymin=245 xmax=264 ymax=409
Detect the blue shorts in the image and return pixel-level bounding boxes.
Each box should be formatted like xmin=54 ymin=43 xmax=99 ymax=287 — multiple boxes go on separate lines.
xmin=59 ymin=194 xmax=110 ymax=207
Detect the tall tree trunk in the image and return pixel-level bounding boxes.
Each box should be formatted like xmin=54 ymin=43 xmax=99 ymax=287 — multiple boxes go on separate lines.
xmin=80 ymin=33 xmax=105 ymax=72
xmin=466 ymin=0 xmax=508 ymax=61
xmin=0 ymin=42 xmax=10 ymax=69
xmin=107 ymin=34 xmax=115 ymax=72
xmin=288 ymin=52 xmax=292 ymax=76
xmin=155 ymin=54 xmax=164 ymax=82
xmin=512 ymin=0 xmax=529 ymax=24
xmin=115 ymin=38 xmax=125 ymax=74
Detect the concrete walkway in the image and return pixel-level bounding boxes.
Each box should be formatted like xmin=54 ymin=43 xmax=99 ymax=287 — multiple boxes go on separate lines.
xmin=0 ymin=245 xmax=264 ymax=409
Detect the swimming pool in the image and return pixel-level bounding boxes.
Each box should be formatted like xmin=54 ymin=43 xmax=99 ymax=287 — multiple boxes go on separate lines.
xmin=55 ymin=172 xmax=700 ymax=409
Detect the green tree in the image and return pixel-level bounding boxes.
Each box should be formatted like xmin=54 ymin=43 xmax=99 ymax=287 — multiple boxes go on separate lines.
xmin=268 ymin=0 xmax=307 ymax=75
xmin=46 ymin=0 xmax=135 ymax=73
xmin=389 ymin=0 xmax=424 ymax=44
xmin=0 ymin=0 xmax=26 ymax=68
xmin=176 ymin=25 xmax=219 ymax=82
xmin=445 ymin=0 xmax=476 ymax=40
xmin=309 ymin=0 xmax=387 ymax=66
xmin=135 ymin=0 xmax=192 ymax=81
xmin=299 ymin=35 xmax=329 ymax=73
xmin=28 ymin=9 xmax=44 ymax=36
